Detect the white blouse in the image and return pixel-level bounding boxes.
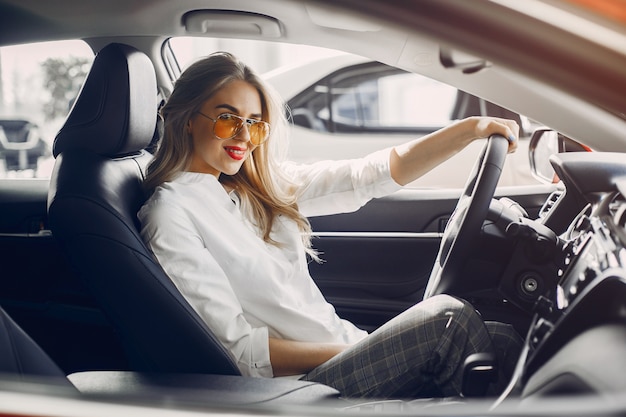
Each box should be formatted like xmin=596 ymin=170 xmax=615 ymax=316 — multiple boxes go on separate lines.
xmin=138 ymin=149 xmax=402 ymax=377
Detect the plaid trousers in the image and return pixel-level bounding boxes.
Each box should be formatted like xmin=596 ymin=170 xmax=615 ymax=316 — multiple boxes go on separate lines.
xmin=301 ymin=294 xmax=522 ymax=399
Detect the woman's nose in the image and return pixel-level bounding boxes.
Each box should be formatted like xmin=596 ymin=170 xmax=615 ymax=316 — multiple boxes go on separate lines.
xmin=234 ymin=123 xmax=251 ymax=143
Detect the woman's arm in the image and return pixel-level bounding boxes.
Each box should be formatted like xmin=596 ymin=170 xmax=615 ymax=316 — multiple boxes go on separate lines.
xmin=389 ymin=116 xmax=519 ymax=186
xmin=269 ymin=337 xmax=350 ymax=376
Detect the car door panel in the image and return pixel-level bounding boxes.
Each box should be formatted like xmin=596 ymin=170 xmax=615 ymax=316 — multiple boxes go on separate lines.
xmin=0 ymin=179 xmax=127 ymax=373
xmin=309 ymin=234 xmax=438 ymax=332
xmin=308 ymin=185 xmax=556 ymax=331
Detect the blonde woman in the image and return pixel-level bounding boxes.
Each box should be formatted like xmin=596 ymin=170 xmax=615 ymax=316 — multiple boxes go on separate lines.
xmin=139 ymin=52 xmax=521 ymax=399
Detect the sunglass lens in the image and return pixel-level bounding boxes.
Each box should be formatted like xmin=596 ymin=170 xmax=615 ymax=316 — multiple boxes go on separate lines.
xmin=250 ymin=122 xmax=270 ymax=145
xmin=214 ymin=114 xmax=242 ymax=139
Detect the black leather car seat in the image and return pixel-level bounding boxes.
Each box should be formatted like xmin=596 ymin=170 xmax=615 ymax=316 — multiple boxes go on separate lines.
xmin=47 ymin=43 xmax=240 ymax=376
xmin=0 ymin=305 xmax=74 ymax=388
xmin=0 ymin=303 xmax=340 ymax=404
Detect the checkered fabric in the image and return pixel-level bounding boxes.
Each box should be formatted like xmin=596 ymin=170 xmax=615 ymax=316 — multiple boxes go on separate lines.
xmin=302 ymin=295 xmax=522 ymax=399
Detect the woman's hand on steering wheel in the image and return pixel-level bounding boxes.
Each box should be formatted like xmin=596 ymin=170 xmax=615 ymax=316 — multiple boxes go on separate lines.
xmin=472 ymin=116 xmax=519 ymax=153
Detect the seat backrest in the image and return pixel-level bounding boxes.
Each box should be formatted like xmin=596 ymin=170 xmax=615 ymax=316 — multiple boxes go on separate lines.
xmin=47 ymin=43 xmax=240 ymax=376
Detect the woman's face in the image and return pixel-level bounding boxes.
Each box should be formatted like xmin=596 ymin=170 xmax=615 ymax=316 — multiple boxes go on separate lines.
xmin=188 ymin=79 xmax=263 ymax=177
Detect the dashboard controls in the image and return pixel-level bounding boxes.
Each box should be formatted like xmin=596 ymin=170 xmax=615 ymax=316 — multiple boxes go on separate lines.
xmin=538 ymin=190 xmax=563 ymax=219
xmin=523 ymin=276 xmax=539 ymax=294
xmin=534 ymin=295 xmax=554 ymax=317
xmin=506 ymin=217 xmax=560 ymax=263
xmin=530 ymin=318 xmax=554 ymax=348
xmin=550 ymin=202 xmax=625 ymax=314
xmin=520 ymin=273 xmax=540 ymax=296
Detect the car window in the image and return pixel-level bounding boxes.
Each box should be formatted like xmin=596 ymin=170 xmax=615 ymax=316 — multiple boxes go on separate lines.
xmin=289 ymin=63 xmax=458 ymax=134
xmin=168 ymin=37 xmax=540 ymax=189
xmin=0 ymin=40 xmax=94 ymax=178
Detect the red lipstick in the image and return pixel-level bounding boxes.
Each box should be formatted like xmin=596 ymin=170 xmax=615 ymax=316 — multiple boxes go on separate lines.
xmin=224 ymin=146 xmax=246 ymax=161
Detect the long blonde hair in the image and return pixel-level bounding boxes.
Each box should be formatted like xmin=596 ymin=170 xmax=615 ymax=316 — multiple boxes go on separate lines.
xmin=145 ymin=52 xmax=313 ymax=251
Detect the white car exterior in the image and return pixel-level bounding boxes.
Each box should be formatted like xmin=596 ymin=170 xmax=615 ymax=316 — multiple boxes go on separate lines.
xmin=265 ymin=54 xmax=538 ymax=189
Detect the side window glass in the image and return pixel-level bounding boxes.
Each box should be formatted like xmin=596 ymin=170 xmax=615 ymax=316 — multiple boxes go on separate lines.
xmin=290 ymin=63 xmax=458 ymax=134
xmin=330 ymin=71 xmax=457 ymax=132
xmin=290 ymin=84 xmax=330 ymax=132
xmin=0 ymin=40 xmax=93 ymax=178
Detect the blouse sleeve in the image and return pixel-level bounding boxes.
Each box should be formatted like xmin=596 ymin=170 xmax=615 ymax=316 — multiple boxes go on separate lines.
xmin=281 ymin=148 xmax=403 ymax=217
xmin=139 ymin=197 xmax=273 ymax=378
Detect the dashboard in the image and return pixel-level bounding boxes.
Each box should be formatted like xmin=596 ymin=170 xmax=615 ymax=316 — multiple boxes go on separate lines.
xmin=508 ymin=153 xmax=626 ymax=399
xmin=556 ymin=196 xmax=626 ymax=312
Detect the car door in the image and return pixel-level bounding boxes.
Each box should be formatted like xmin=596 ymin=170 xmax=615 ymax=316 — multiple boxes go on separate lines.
xmin=284 ymin=60 xmax=552 ymax=332
xmin=307 ymin=186 xmax=554 ymax=332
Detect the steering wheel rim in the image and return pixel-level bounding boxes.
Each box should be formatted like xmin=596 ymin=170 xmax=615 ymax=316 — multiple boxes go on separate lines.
xmin=423 ymin=134 xmax=509 ymax=300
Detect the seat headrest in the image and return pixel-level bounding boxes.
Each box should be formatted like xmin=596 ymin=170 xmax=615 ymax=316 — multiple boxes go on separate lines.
xmin=53 ymin=43 xmax=157 ymax=158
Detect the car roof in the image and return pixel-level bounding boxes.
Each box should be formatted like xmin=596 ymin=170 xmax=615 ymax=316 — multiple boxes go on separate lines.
xmin=0 ymin=0 xmax=624 ymax=151
xmin=263 ymin=54 xmax=370 ymax=100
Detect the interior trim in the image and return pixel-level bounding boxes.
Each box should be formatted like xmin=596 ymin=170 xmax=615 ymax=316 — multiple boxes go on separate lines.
xmin=313 ymin=232 xmax=442 ymax=238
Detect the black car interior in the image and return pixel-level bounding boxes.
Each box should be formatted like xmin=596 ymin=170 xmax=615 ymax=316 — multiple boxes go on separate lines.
xmin=1 ymin=37 xmax=626 ymax=412
xmin=47 ymin=42 xmax=240 ymax=377
xmin=43 ymin=42 xmax=340 ymax=404
xmin=0 ymin=302 xmax=340 ymax=405
xmin=0 ymin=305 xmax=75 ymax=389
xmin=37 ymin=39 xmax=501 ymax=405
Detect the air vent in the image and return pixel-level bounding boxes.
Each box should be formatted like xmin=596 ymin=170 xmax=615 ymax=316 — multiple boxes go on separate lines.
xmin=538 ymin=190 xmax=563 ymax=218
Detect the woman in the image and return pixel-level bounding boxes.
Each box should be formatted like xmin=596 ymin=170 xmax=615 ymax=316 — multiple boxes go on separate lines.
xmin=139 ymin=52 xmax=522 ymax=399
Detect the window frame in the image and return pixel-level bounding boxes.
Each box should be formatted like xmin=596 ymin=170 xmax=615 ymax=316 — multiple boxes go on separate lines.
xmin=288 ymin=61 xmax=461 ymax=135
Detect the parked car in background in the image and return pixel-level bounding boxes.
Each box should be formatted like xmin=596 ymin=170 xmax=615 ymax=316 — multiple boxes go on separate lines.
xmin=0 ymin=118 xmax=50 ymax=175
xmin=266 ymin=55 xmax=539 ymax=188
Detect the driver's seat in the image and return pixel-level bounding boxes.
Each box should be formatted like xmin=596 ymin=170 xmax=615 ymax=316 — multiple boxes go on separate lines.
xmin=47 ymin=43 xmax=240 ymax=375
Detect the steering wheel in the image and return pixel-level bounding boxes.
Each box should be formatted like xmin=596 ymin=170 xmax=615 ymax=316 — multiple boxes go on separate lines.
xmin=423 ymin=134 xmax=509 ymax=300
